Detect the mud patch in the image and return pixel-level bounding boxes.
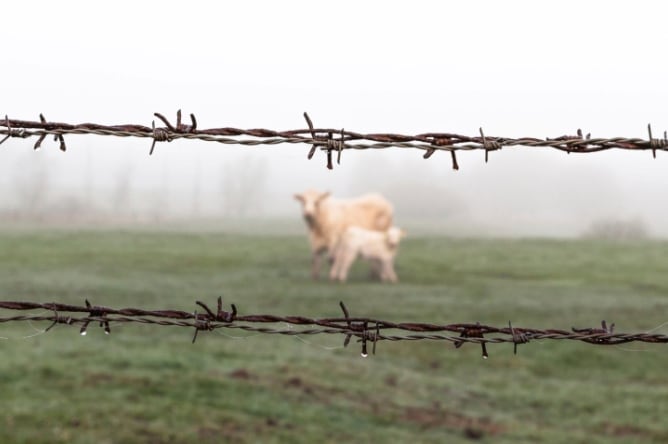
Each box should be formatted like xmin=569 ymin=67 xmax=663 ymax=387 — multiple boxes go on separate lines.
xmin=598 ymin=421 xmax=659 ymax=440
xmin=228 ymin=368 xmax=257 ymax=381
xmin=198 ymin=422 xmax=245 ymax=443
xmin=401 ymin=402 xmax=504 ymax=439
xmin=284 ymin=376 xmax=314 ymax=395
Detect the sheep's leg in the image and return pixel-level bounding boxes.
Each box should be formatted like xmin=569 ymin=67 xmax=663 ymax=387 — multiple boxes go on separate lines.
xmin=329 ymin=249 xmax=342 ymax=281
xmin=328 ymin=260 xmax=337 ymax=281
xmin=311 ymin=250 xmax=324 ymax=280
xmin=327 ymin=238 xmax=341 ymax=266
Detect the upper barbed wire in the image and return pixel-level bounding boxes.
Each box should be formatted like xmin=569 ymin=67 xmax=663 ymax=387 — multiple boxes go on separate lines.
xmin=1 ymin=111 xmax=666 ymax=170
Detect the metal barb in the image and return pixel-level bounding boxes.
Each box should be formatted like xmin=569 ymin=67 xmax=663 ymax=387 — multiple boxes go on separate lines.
xmin=454 ymin=322 xmax=488 ymax=358
xmin=150 ymin=121 xmax=158 ymax=155
xmin=303 ymin=112 xmax=318 ymax=160
xmin=174 ymin=109 xmax=197 ymax=133
xmin=0 ymin=114 xmax=37 ymax=145
xmin=33 ymin=114 xmax=48 ymax=150
xmin=649 ymin=123 xmax=656 ymax=159
xmin=340 ymin=301 xmax=353 ymax=347
xmin=190 ymin=113 xmax=198 ymax=131
xmin=57 ymin=134 xmax=67 ymax=152
xmin=191 ymin=310 xmax=214 ymax=344
xmin=0 ymin=115 xmax=14 ymax=146
xmin=647 ymin=123 xmax=665 ymax=159
xmin=150 ymin=120 xmax=172 ymax=155
xmin=80 ymin=298 xmax=110 ymax=335
xmin=45 ymin=308 xmax=59 ymax=332
xmin=479 ymin=128 xmax=500 ymax=151
xmin=571 ymin=320 xmax=616 ymax=344
xmin=479 ymin=127 xmax=499 ymax=163
xmin=336 ymin=128 xmax=344 ymax=165
xmin=79 ymin=299 xmax=92 ymax=336
xmin=46 ymin=117 xmax=68 ymax=151
xmin=191 ymin=310 xmax=200 ymax=343
xmin=509 ymin=320 xmax=529 ymax=355
xmin=360 ymin=321 xmax=368 ymax=357
xmin=355 ymin=321 xmax=381 ymax=357
xmin=601 ymin=320 xmax=615 ymax=334
xmin=195 ymin=300 xmax=216 ymax=319
xmin=0 ymin=115 xmax=28 ymax=146
xmin=450 ymin=150 xmax=459 ymax=170
xmin=44 ymin=308 xmax=73 ymax=332
xmin=302 ymin=112 xmax=340 ymax=169
xmin=154 ymin=112 xmax=176 ymax=131
xmin=195 ymin=296 xmax=236 ymax=322
xmin=326 ymin=132 xmax=334 ymax=170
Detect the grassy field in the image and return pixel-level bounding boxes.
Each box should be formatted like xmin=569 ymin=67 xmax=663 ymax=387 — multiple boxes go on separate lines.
xmin=2 ymin=229 xmax=668 ymax=443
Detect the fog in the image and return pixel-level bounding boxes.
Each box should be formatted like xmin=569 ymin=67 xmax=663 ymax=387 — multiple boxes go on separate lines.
xmin=0 ymin=140 xmax=664 ymax=238
xmin=2 ymin=1 xmax=668 ymax=238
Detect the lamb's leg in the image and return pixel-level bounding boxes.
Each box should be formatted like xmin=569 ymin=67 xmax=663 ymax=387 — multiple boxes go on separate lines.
xmin=382 ymin=260 xmax=398 ymax=283
xmin=329 ymin=249 xmax=342 ymax=281
xmin=337 ymin=250 xmax=357 ymax=282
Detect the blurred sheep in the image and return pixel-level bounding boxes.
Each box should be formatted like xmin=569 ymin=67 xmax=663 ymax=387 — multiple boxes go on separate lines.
xmin=329 ymin=226 xmax=406 ymax=283
xmin=294 ymin=189 xmax=393 ymax=279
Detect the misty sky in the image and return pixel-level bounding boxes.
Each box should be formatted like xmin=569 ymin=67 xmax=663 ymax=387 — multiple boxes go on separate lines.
xmin=1 ymin=1 xmax=668 ymax=236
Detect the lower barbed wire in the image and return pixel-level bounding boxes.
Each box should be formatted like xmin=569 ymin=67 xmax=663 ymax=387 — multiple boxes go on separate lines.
xmin=3 ymin=302 xmax=668 ymax=356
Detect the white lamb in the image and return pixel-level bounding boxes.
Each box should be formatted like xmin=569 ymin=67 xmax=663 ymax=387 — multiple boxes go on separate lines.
xmin=330 ymin=226 xmax=406 ymax=283
xmin=294 ymin=189 xmax=393 ymax=279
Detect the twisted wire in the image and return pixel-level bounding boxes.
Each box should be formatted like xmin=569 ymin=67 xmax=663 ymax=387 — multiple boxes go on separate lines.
xmin=1 ymin=112 xmax=666 ymax=168
xmin=1 ymin=300 xmax=666 ymax=357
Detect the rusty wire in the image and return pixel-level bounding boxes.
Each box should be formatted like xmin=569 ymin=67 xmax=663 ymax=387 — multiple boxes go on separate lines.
xmin=1 ymin=111 xmax=667 ymax=170
xmin=1 ymin=299 xmax=667 ymax=358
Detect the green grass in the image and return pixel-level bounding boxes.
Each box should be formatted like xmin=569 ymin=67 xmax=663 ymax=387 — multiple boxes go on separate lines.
xmin=2 ymin=230 xmax=668 ymax=443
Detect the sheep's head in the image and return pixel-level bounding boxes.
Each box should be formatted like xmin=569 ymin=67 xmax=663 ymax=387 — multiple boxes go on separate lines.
xmin=294 ymin=189 xmax=331 ymax=227
xmin=385 ymin=226 xmax=407 ymax=249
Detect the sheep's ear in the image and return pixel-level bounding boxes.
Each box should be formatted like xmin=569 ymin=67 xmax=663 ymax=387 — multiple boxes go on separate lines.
xmin=294 ymin=193 xmax=304 ymax=202
xmin=316 ymin=191 xmax=331 ymax=203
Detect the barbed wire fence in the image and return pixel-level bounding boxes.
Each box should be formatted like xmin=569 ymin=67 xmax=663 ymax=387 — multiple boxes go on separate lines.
xmin=2 ymin=111 xmax=668 ymax=357
xmin=1 ymin=299 xmax=667 ymax=358
xmin=1 ymin=110 xmax=667 ymax=169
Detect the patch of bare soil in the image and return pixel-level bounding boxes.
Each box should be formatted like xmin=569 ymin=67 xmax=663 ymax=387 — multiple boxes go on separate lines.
xmin=598 ymin=421 xmax=666 ymax=441
xmin=198 ymin=422 xmax=246 ymax=443
xmin=228 ymin=368 xmax=258 ymax=381
xmin=401 ymin=402 xmax=504 ymax=439
xmin=277 ymin=371 xmax=504 ymax=440
xmin=282 ymin=375 xmax=343 ymax=399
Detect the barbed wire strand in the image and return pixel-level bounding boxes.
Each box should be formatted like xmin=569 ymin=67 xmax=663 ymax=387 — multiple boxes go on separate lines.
xmin=1 ymin=299 xmax=667 ymax=358
xmin=1 ymin=111 xmax=667 ymax=170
